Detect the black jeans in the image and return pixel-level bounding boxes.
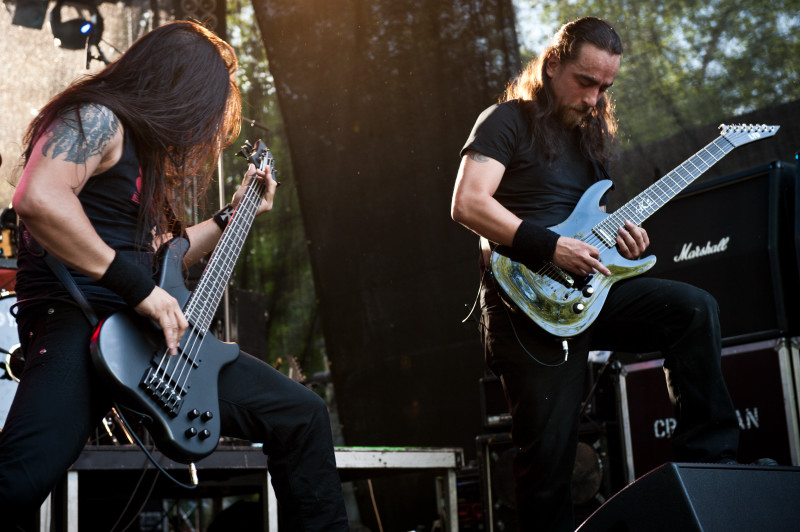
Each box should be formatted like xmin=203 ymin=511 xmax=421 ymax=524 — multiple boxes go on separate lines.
xmin=0 ymin=302 xmax=349 ymax=531
xmin=480 ymin=275 xmax=739 ymax=532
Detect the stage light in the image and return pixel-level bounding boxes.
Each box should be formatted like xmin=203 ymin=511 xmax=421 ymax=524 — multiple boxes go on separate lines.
xmin=49 ymin=0 xmax=103 ymax=51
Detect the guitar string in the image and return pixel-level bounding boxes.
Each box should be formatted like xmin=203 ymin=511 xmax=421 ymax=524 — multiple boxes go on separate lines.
xmin=168 ymin=151 xmax=272 ymax=404
xmin=173 ymin=173 xmax=264 ymax=393
xmin=144 ymin=150 xmax=270 ymax=409
xmin=529 ymin=137 xmax=731 ymax=288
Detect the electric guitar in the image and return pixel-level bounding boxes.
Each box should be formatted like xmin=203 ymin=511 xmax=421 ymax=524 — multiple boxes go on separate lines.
xmin=490 ymin=124 xmax=779 ymax=338
xmin=90 ymin=140 xmax=274 ymax=463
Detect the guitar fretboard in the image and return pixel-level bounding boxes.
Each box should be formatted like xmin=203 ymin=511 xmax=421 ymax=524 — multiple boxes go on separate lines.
xmin=591 ymin=135 xmax=735 ymax=247
xmin=184 ymin=147 xmax=272 ymax=331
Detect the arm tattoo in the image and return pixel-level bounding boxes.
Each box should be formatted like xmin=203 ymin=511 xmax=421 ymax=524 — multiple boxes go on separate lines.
xmin=41 ymin=104 xmax=120 ymax=164
xmin=467 ymin=150 xmax=490 ymax=163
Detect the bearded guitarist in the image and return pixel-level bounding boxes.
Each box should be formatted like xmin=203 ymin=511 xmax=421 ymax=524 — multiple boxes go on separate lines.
xmin=451 ymin=17 xmax=744 ymax=531
xmin=0 ymin=21 xmax=348 ymax=531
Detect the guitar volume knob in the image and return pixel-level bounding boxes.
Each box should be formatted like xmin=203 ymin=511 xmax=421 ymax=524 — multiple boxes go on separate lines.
xmin=582 ymin=286 xmax=594 ymax=297
xmin=185 ymin=427 xmax=197 ymax=438
xmin=188 ymin=409 xmax=200 ymax=420
xmin=573 ymin=303 xmax=585 ymax=313
xmin=199 ymin=429 xmax=211 ymax=440
xmin=201 ymin=411 xmax=214 ymax=422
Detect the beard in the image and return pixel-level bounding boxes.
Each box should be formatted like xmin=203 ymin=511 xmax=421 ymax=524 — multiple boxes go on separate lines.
xmin=555 ymin=104 xmax=592 ymax=129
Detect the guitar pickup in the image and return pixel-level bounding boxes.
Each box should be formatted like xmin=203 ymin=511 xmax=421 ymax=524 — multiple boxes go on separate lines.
xmin=591 ymin=226 xmax=617 ymax=248
xmin=141 ymin=367 xmax=185 ymax=417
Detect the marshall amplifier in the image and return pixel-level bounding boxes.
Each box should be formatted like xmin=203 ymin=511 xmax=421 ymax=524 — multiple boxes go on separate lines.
xmin=614 ymin=337 xmax=800 ymax=483
xmin=644 ymin=161 xmax=798 ymax=345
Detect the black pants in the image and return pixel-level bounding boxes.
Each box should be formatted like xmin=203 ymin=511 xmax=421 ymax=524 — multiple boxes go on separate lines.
xmin=479 ymin=275 xmax=739 ymax=532
xmin=0 ymin=303 xmax=349 ymax=531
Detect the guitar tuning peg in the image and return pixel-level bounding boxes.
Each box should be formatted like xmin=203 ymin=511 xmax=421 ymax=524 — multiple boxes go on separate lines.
xmin=236 ymin=140 xmax=254 ymax=159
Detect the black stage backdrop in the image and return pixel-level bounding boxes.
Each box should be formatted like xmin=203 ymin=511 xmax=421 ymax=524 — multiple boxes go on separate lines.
xmin=250 ymin=2 xmax=520 ymax=525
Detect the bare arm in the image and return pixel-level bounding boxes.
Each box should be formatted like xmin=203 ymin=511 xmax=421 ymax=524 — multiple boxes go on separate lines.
xmin=451 ymin=150 xmax=521 ymax=245
xmin=181 ymin=162 xmax=277 ymax=267
xmin=13 ymin=105 xmax=122 ymax=278
xmin=13 ymin=105 xmax=187 ymax=354
xmin=451 ymin=150 xmax=612 ymax=276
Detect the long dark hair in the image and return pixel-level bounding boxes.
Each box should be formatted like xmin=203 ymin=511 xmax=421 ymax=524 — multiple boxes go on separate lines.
xmin=503 ymin=17 xmax=622 ymax=164
xmin=22 ymin=20 xmax=241 ymax=242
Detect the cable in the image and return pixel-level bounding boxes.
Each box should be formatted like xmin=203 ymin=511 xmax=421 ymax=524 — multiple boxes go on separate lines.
xmin=113 ymin=402 xmax=199 ymax=490
xmin=367 ymin=479 xmax=384 ymax=532
xmin=108 ymin=466 xmax=160 ymax=532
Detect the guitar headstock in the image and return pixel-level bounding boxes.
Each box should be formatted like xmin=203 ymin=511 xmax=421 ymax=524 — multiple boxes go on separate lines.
xmin=237 ymin=139 xmax=276 ymax=177
xmin=719 ymin=124 xmax=780 ymax=148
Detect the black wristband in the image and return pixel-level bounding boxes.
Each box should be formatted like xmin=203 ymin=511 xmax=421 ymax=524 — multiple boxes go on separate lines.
xmin=512 ymin=220 xmax=560 ymax=264
xmin=213 ymin=203 xmax=235 ymax=231
xmin=96 ymin=252 xmax=156 ymax=307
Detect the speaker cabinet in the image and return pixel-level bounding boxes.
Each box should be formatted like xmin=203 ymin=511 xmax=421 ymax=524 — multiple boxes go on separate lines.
xmin=577 ymin=462 xmax=800 ymax=532
xmin=645 ymin=161 xmax=798 ymax=344
xmin=616 ymin=337 xmax=800 ymax=483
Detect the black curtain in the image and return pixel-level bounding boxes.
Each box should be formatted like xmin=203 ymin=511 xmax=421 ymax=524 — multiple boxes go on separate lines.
xmin=251 ymin=1 xmax=520 ymax=526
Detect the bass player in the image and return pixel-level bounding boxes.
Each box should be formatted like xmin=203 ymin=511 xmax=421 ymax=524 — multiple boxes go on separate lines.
xmin=0 ymin=21 xmax=348 ymax=531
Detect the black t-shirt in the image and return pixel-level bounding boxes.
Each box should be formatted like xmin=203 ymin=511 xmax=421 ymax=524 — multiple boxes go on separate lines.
xmin=460 ymin=100 xmax=606 ymax=229
xmin=16 ymin=130 xmax=155 ymax=315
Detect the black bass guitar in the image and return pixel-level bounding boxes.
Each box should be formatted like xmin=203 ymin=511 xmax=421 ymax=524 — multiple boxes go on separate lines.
xmin=90 ymin=140 xmax=274 ymax=463
xmin=490 ymin=124 xmax=779 ymax=338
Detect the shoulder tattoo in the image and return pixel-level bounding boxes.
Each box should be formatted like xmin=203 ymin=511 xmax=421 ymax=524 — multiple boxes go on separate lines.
xmin=467 ymin=150 xmax=490 ymax=163
xmin=41 ymin=104 xmax=120 ymax=164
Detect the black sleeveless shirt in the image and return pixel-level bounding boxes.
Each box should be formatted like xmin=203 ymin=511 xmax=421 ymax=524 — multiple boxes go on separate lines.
xmin=16 ymin=131 xmax=155 ymax=315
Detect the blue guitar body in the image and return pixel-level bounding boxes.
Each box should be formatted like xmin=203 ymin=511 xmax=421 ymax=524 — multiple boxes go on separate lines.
xmin=491 ymin=180 xmax=656 ymax=338
xmin=489 ymin=124 xmax=780 ymax=337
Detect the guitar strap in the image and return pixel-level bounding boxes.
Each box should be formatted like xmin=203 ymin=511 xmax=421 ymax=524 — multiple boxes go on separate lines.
xmin=42 ymin=253 xmax=99 ymax=328
xmin=18 ymin=220 xmax=99 ymax=326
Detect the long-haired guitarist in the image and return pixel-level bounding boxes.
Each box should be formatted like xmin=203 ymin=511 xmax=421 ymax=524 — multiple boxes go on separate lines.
xmin=0 ymin=21 xmax=348 ymax=530
xmin=451 ymin=17 xmax=741 ymax=531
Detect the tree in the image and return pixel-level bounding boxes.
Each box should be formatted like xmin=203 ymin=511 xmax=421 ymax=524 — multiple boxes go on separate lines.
xmin=521 ymin=0 xmax=800 ymax=144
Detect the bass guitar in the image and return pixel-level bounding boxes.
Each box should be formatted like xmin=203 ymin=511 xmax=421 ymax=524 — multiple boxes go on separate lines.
xmin=90 ymin=140 xmax=274 ymax=463
xmin=490 ymin=124 xmax=779 ymax=338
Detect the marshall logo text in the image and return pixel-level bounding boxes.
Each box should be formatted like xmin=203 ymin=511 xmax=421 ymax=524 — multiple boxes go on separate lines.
xmin=673 ymin=237 xmax=730 ymax=263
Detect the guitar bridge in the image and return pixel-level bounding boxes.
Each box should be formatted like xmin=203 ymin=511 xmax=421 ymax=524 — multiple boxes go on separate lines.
xmin=141 ymin=367 xmax=186 ymax=417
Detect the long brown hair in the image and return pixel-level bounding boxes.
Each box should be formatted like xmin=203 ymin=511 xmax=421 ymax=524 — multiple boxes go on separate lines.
xmin=22 ymin=20 xmax=241 ymax=242
xmin=503 ymin=17 xmax=622 ymax=164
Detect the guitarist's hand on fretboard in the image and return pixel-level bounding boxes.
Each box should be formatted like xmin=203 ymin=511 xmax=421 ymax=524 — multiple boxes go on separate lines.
xmin=231 ymin=162 xmax=278 ymax=217
xmin=615 ymin=220 xmax=650 ymax=260
xmin=552 ymin=236 xmax=611 ymax=278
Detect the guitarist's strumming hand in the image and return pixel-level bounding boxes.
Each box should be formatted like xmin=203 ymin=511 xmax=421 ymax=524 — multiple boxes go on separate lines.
xmin=131 ymin=163 xmax=276 ymax=356
xmin=134 ymin=286 xmax=188 ymax=356
xmin=616 ymin=220 xmax=649 ymax=260
xmin=552 ymin=237 xmax=611 ymax=278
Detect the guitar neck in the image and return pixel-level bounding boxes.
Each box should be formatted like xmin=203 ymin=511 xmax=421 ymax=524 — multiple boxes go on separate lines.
xmin=186 ymin=179 xmax=265 ymax=331
xmin=592 ymin=135 xmax=735 ymax=247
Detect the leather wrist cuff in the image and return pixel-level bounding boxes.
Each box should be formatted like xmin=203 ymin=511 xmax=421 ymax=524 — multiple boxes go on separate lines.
xmin=512 ymin=220 xmax=560 ymax=264
xmin=96 ymin=252 xmax=156 ymax=308
xmin=213 ymin=203 xmax=235 ymax=231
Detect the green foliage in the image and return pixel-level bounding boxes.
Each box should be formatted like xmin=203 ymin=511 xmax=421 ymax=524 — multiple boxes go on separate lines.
xmin=519 ymin=0 xmax=800 ymax=146
xmin=212 ymin=3 xmax=327 ymax=378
